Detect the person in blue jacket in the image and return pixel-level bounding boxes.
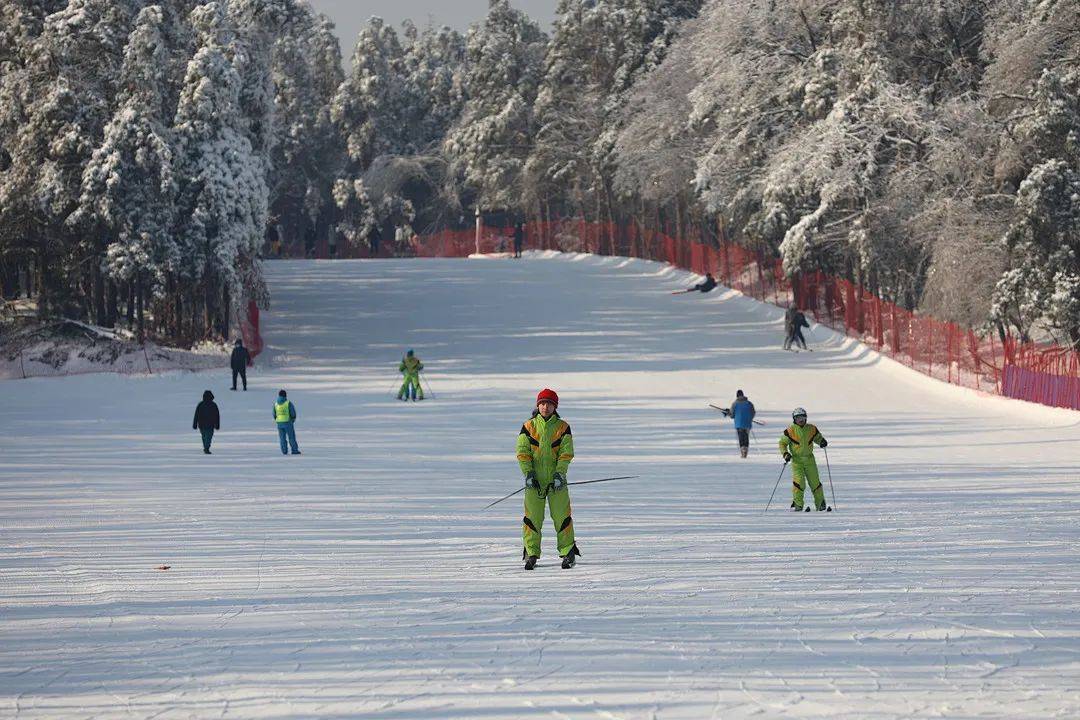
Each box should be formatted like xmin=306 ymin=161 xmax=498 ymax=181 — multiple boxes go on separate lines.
xmin=273 ymin=389 xmax=301 ymax=455
xmin=729 ymin=389 xmax=756 ymax=458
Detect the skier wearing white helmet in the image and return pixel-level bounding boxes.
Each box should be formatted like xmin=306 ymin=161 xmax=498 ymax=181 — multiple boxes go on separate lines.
xmin=779 ymin=407 xmax=830 ymax=511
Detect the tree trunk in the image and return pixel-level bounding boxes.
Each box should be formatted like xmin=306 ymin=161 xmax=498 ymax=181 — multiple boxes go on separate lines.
xmin=136 ymin=271 xmax=145 ymax=342
xmin=222 ymin=283 xmax=231 ymax=340
xmin=93 ymin=265 xmax=106 ymax=326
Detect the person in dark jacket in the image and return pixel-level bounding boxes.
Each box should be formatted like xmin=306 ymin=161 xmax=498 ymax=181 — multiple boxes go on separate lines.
xmin=230 ymin=339 xmax=250 ymax=391
xmin=691 ymin=273 xmax=717 ymax=293
xmin=783 ymin=306 xmax=798 ymax=349
xmin=791 ymin=310 xmax=810 ymax=350
xmin=513 ymin=222 xmax=525 ymax=258
xmin=193 ymin=390 xmax=220 ymax=454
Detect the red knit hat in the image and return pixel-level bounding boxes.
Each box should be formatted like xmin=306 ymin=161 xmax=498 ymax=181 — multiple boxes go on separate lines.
xmin=536 ymin=388 xmax=559 ymax=407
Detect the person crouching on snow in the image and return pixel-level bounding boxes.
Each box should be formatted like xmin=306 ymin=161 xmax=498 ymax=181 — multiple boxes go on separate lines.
xmin=516 ymin=388 xmax=580 ymax=570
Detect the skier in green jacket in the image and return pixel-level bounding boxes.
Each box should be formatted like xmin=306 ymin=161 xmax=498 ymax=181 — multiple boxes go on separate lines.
xmin=397 ymin=349 xmax=424 ymax=401
xmin=516 ymin=388 xmax=580 ymax=570
xmin=779 ymin=407 xmax=831 ymax=511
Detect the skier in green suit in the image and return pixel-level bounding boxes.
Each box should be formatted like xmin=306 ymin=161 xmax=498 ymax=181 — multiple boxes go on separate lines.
xmin=779 ymin=407 xmax=831 ymax=511
xmin=397 ymin=349 xmax=424 ymax=401
xmin=516 ymin=388 xmax=580 ymax=570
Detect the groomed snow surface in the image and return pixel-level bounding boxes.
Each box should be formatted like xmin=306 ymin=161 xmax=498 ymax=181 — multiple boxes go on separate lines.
xmin=2 ymin=252 xmax=1079 ymax=719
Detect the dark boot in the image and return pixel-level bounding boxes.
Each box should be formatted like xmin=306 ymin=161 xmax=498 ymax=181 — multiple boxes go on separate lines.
xmin=524 ymin=555 xmax=538 ymax=570
xmin=790 ymin=502 xmax=802 ymax=511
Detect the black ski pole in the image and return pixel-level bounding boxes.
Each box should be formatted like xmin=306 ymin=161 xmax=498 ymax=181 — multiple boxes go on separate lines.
xmin=566 ymin=475 xmax=638 ymax=487
xmin=824 ymin=446 xmax=836 ymax=510
xmin=483 ymin=486 xmax=524 ymax=510
xmin=750 ymin=428 xmax=758 ymax=447
xmin=420 ymin=373 xmax=434 ymax=399
xmin=482 ymin=475 xmax=639 ymax=510
xmin=764 ymin=461 xmax=789 ymax=514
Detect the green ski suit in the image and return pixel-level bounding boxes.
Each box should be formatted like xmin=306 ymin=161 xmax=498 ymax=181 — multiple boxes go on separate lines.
xmin=779 ymin=422 xmax=828 ymax=510
xmin=398 ymin=355 xmax=423 ymax=400
xmin=516 ymin=411 xmax=578 ymax=558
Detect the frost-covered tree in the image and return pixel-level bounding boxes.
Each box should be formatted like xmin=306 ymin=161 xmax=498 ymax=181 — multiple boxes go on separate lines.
xmin=77 ymin=5 xmax=176 ymax=333
xmin=0 ymin=0 xmax=140 ymax=317
xmin=401 ymin=21 xmax=466 ymax=153
xmin=172 ymin=1 xmax=268 ymax=336
xmin=444 ymin=0 xmax=547 ymax=211
xmin=269 ymin=10 xmax=344 ymax=254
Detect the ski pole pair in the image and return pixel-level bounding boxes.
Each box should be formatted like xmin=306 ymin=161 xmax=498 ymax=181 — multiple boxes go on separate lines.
xmin=483 ymin=475 xmax=638 ymax=510
xmin=763 ymin=449 xmax=836 ymax=513
xmin=389 ymin=373 xmax=434 ymax=399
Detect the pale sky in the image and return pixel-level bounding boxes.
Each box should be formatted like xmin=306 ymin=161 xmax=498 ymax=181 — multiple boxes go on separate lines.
xmin=306 ymin=1 xmax=556 ymax=61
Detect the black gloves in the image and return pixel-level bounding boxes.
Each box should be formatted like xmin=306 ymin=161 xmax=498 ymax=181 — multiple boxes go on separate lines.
xmin=525 ymin=472 xmax=540 ymax=491
xmin=550 ymin=472 xmax=567 ymax=492
xmin=819 ymin=438 xmax=828 ymax=448
xmin=782 ymin=452 xmax=792 ymax=462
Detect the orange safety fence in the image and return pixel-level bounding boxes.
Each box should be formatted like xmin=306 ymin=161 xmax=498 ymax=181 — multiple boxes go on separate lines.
xmin=289 ymin=218 xmax=1080 ymax=411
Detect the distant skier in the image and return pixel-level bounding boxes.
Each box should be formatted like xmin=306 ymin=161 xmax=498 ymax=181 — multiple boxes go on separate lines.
xmin=729 ymin=389 xmax=756 ymax=458
xmin=397 ymin=349 xmax=424 ymax=401
xmin=230 ymin=339 xmax=250 ymax=391
xmin=779 ymin=407 xmax=829 ymax=511
xmin=192 ymin=390 xmax=220 ymax=455
xmin=273 ymin=389 xmax=301 ymax=455
xmin=516 ymin=388 xmax=580 ymax=570
xmin=785 ymin=308 xmax=810 ymax=350
xmin=513 ymin=221 xmax=525 ymax=258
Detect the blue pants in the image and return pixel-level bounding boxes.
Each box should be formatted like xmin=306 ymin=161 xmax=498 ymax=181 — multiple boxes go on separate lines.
xmin=277 ymin=423 xmax=299 ymax=454
xmin=200 ymin=427 xmax=214 ymax=451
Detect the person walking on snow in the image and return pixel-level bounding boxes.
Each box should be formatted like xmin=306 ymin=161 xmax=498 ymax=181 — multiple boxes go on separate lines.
xmin=729 ymin=389 xmax=756 ymax=458
xmin=273 ymin=389 xmax=301 ymax=455
xmin=779 ymin=407 xmax=830 ymax=511
xmin=230 ymin=339 xmax=250 ymax=391
xmin=397 ymin=349 xmax=424 ymax=401
xmin=193 ymin=390 xmax=220 ymax=454
xmin=516 ymin=389 xmax=580 ymax=570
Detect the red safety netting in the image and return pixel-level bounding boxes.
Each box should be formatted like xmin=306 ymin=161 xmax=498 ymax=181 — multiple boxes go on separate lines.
xmin=239 ymin=300 xmax=263 ymax=364
xmin=279 ymin=218 xmax=1078 ymax=411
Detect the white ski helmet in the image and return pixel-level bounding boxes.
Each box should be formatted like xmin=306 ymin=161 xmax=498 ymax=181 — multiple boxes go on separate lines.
xmin=792 ymin=407 xmax=808 ymax=420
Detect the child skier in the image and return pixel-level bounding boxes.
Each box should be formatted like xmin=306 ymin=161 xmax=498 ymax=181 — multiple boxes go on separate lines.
xmin=516 ymin=389 xmax=580 ymax=570
xmin=397 ymin=349 xmax=424 ymax=401
xmin=729 ymin=389 xmax=756 ymax=458
xmin=192 ymin=390 xmax=220 ymax=454
xmin=779 ymin=407 xmax=830 ymax=511
xmin=273 ymin=389 xmax=301 ymax=455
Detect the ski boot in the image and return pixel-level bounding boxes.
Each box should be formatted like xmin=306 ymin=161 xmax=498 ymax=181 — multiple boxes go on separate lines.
xmin=560 ymin=546 xmax=579 ymax=569
xmin=740 ymin=446 xmax=748 ymax=458
xmin=790 ymin=502 xmax=802 ymax=511
xmin=524 ymin=555 xmax=538 ymax=570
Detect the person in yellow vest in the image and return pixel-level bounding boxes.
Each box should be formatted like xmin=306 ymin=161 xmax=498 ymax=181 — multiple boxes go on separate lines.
xmin=779 ymin=407 xmax=830 ymax=511
xmin=273 ymin=389 xmax=301 ymax=455
xmin=516 ymin=388 xmax=580 ymax=570
xmin=397 ymin=349 xmax=424 ymax=401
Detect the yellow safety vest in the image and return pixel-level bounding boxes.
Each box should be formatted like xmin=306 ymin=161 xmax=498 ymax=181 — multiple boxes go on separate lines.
xmin=274 ymin=400 xmax=292 ymax=423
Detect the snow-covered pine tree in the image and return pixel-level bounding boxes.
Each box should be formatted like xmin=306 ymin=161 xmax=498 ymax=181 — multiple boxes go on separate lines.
xmin=329 ymin=17 xmax=412 ymax=249
xmin=1 ymin=0 xmax=139 ymax=318
xmin=172 ymin=1 xmax=268 ymax=338
xmin=443 ymin=0 xmax=547 ymax=213
xmin=78 ymin=4 xmax=176 ymax=336
xmin=269 ymin=9 xmax=344 ymax=256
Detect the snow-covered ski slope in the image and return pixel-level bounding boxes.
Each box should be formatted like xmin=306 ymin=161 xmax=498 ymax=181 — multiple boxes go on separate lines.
xmin=3 ymin=252 xmax=1079 ymax=719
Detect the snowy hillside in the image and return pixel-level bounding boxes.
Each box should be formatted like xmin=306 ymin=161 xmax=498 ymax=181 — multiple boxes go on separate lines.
xmin=2 ymin=253 xmax=1078 ymax=718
